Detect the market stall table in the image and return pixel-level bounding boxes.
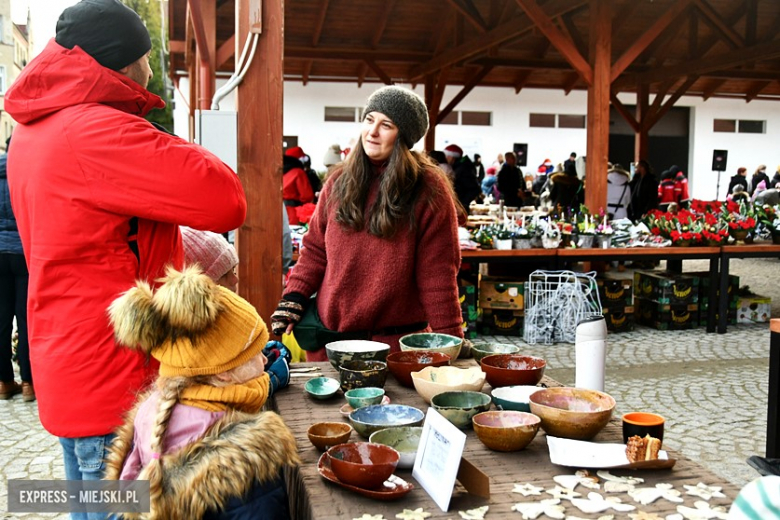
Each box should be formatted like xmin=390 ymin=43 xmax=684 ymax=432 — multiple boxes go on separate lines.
xmin=273 ymin=360 xmax=740 ymax=520
xmin=718 ymin=244 xmax=780 ymax=333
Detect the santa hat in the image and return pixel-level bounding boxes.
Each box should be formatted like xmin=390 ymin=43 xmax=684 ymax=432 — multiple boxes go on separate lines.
xmin=444 ymin=144 xmax=463 ymax=159
xmin=285 ymin=146 xmax=306 ymax=160
xmin=486 ymin=166 xmax=497 ymax=176
xmin=180 ymin=227 xmax=239 ymax=282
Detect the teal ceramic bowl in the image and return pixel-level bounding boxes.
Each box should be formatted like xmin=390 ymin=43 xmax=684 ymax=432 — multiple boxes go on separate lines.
xmin=369 ymin=426 xmax=423 ymax=469
xmin=349 ymin=404 xmax=425 ymax=438
xmin=491 ymin=385 xmax=541 ymax=412
xmin=399 ymin=333 xmax=463 ymax=361
xmin=431 ymin=391 xmax=492 ymax=429
xmin=304 ymin=377 xmax=341 ymax=400
xmin=471 ymin=342 xmax=521 ymax=363
xmin=325 ymin=340 xmax=391 ymax=370
xmin=345 ymin=387 xmax=385 ymax=409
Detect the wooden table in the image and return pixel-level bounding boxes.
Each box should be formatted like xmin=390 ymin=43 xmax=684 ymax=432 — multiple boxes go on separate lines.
xmin=718 ymin=244 xmax=780 ymax=333
xmin=272 ymin=361 xmax=741 ymax=520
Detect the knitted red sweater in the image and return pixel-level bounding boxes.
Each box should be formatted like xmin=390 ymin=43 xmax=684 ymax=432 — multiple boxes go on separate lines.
xmin=285 ymin=165 xmax=463 ymax=359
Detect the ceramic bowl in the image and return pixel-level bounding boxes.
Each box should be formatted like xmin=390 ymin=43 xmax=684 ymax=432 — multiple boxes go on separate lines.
xmin=349 ymin=404 xmax=425 ymax=438
xmin=327 ymin=442 xmax=400 ymax=489
xmin=338 ymin=360 xmax=389 ymax=392
xmin=307 ymin=422 xmax=352 ymax=451
xmin=325 ymin=340 xmax=391 ymax=370
xmin=385 ymin=350 xmax=451 ymax=388
xmin=344 ymin=387 xmax=386 ymax=409
xmin=410 ymin=366 xmax=486 ymax=404
xmin=399 ymin=333 xmax=463 ymax=361
xmin=529 ymin=387 xmax=616 ymax=440
xmin=480 ymin=354 xmax=546 ymax=388
xmin=431 ymin=391 xmax=492 ymax=429
xmin=491 ymin=385 xmax=541 ymax=412
xmin=471 ymin=342 xmax=521 ymax=363
xmin=369 ymin=426 xmax=423 ymax=469
xmin=472 ymin=411 xmax=541 ymax=452
xmin=304 ymin=377 xmax=341 ymax=400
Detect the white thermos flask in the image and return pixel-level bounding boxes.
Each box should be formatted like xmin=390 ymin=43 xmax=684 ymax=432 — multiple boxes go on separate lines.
xmin=575 ymin=315 xmax=608 ymax=392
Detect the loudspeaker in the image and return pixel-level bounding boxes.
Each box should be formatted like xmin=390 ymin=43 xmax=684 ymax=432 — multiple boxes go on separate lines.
xmin=513 ymin=143 xmax=528 ymax=167
xmin=712 ymin=150 xmax=728 ymax=171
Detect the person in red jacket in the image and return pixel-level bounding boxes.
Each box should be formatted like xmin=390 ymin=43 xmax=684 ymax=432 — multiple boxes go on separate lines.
xmin=674 ymin=169 xmax=690 ymax=209
xmin=270 ymin=86 xmax=463 ymax=360
xmin=4 ymin=0 xmax=246 ymax=499
xmin=283 ymin=146 xmax=315 ymax=224
xmin=658 ymin=168 xmax=679 ymax=212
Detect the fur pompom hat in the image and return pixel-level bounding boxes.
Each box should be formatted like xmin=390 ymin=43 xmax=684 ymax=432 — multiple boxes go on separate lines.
xmin=361 ymin=86 xmax=429 ymax=148
xmin=180 ymin=227 xmax=238 ymax=282
xmin=108 ymin=266 xmax=268 ymax=377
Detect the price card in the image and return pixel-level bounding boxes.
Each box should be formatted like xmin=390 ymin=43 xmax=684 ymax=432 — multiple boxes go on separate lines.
xmin=412 ymin=408 xmax=467 ymax=512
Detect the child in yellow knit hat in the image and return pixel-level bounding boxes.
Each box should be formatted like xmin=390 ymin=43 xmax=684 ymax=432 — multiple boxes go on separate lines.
xmin=104 ymin=266 xmax=299 ymax=519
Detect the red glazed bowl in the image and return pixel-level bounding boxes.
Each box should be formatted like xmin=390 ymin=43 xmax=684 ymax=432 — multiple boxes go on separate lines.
xmin=327 ymin=442 xmax=400 ymax=489
xmin=480 ymin=354 xmax=546 ymax=388
xmin=386 ymin=351 xmax=451 ymax=388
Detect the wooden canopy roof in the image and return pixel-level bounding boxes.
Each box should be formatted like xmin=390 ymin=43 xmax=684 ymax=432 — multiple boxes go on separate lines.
xmin=169 ymin=0 xmax=780 ymax=103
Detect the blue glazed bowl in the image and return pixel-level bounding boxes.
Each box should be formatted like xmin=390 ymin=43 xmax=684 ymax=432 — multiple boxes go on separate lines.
xmin=349 ymin=404 xmax=425 ymax=438
xmin=304 ymin=377 xmax=341 ymax=400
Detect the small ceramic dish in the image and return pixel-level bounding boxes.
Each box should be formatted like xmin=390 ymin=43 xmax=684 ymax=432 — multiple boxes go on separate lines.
xmin=349 ymin=404 xmax=425 ymax=438
xmin=430 ymin=391 xmax=492 ymax=429
xmin=340 ymin=396 xmax=391 ymax=417
xmin=368 ymin=426 xmax=423 ymax=469
xmin=318 ymin=453 xmax=413 ymax=500
xmin=471 ymin=342 xmax=521 ymax=363
xmin=307 ymin=422 xmax=352 ymax=451
xmin=304 ymin=377 xmax=341 ymax=400
xmin=344 ymin=387 xmax=385 ymax=410
xmin=491 ymin=385 xmax=541 ymax=412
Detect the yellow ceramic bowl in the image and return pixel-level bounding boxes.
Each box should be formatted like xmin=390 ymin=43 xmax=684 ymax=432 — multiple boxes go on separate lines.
xmin=410 ymin=366 xmax=486 ymax=404
xmin=529 ymin=387 xmax=616 ymax=440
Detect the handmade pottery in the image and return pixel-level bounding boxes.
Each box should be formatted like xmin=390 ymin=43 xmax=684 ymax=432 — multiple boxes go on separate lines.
xmin=304 ymin=377 xmax=341 ymax=400
xmin=491 ymin=385 xmax=541 ymax=412
xmin=349 ymin=404 xmax=425 ymax=438
xmin=386 ymin=350 xmax=451 ymax=388
xmin=529 ymin=387 xmax=616 ymax=440
xmin=480 ymin=354 xmax=546 ymax=388
xmin=325 ymin=340 xmax=390 ymax=370
xmin=410 ymin=366 xmax=486 ymax=404
xmin=472 ymin=410 xmax=541 ymax=452
xmin=307 ymin=422 xmax=352 ymax=451
xmin=430 ymin=391 xmax=492 ymax=429
xmin=470 ymin=342 xmax=520 ymax=363
xmin=326 ymin=442 xmax=399 ymax=489
xmin=369 ymin=426 xmax=423 ymax=469
xmin=398 ymin=333 xmax=463 ymax=361
xmin=317 ymin=453 xmax=413 ymax=500
xmin=338 ymin=360 xmax=389 ymax=392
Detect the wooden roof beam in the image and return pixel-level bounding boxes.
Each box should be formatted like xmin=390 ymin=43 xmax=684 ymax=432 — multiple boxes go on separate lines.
xmin=558 ymin=13 xmax=588 ymax=62
xmin=446 ymin=0 xmax=488 ymax=32
xmin=745 ymin=80 xmax=771 ymax=103
xmin=610 ymin=0 xmax=691 ymax=82
xmin=693 ymin=0 xmax=745 ymax=49
xmin=187 ymin=0 xmax=213 ymax=68
xmin=409 ymin=0 xmax=586 ymax=81
xmin=693 ymin=1 xmax=747 ymax=58
xmin=702 ymin=79 xmax=726 ymax=100
xmin=365 ymin=59 xmax=393 ymax=85
xmin=311 ymin=0 xmax=330 ymax=47
xmin=302 ymin=60 xmax=312 ymax=86
xmin=514 ymin=0 xmax=592 ymax=85
xmin=371 ymin=0 xmax=398 ymax=48
xmin=688 ymin=9 xmax=698 ymax=59
xmin=436 ymin=65 xmax=494 ymax=124
xmin=745 ymin=0 xmax=757 ymax=45
xmin=215 ymin=34 xmax=235 ymax=68
xmin=610 ymin=92 xmax=640 ymax=133
xmin=562 ymin=71 xmax=579 ymax=95
xmin=513 ymin=69 xmax=531 ymax=93
xmin=470 ymin=57 xmax=572 ymax=69
xmin=286 ymin=47 xmax=430 ymax=61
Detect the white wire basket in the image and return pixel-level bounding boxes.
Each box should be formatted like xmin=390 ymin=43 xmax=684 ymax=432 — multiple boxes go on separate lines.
xmin=523 ymin=270 xmax=602 ymax=345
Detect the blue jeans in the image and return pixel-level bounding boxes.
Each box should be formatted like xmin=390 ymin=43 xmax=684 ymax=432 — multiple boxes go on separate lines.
xmin=59 ymin=434 xmax=116 ymax=520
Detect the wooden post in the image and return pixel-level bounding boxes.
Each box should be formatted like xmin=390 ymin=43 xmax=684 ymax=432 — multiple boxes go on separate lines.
xmin=769 ymin=319 xmax=780 ymax=458
xmin=236 ymin=0 xmax=284 ymax=323
xmin=635 ymin=82 xmax=649 ymax=162
xmin=584 ymin=0 xmax=611 ymax=213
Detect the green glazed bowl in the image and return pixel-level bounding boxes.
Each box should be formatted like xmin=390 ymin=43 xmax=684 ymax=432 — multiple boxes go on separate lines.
xmin=304 ymin=377 xmax=341 ymax=400
xmin=344 ymin=387 xmax=385 ymax=409
xmin=491 ymin=385 xmax=541 ymax=412
xmin=369 ymin=426 xmax=423 ymax=469
xmin=471 ymin=342 xmax=521 ymax=363
xmin=399 ymin=333 xmax=463 ymax=361
xmin=431 ymin=391 xmax=492 ymax=429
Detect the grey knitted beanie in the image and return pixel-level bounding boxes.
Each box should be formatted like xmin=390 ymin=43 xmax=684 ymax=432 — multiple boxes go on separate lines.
xmin=361 ymin=86 xmax=429 ymax=148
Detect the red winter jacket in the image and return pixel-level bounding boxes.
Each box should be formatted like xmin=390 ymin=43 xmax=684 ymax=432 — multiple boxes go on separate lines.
xmin=5 ymin=40 xmax=246 ymax=437
xmin=658 ymin=180 xmax=678 ymax=205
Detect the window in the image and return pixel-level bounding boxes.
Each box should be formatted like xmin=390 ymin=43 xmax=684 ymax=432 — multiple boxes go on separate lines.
xmin=324 ymin=106 xmax=359 ymax=122
xmin=440 ymin=111 xmax=458 ymax=125
xmin=0 ymin=66 xmax=6 ymax=94
xmin=738 ymin=120 xmax=765 ymax=134
xmin=461 ymin=111 xmax=492 ymax=126
xmin=558 ymin=114 xmax=586 ymax=129
xmin=530 ymin=113 xmax=555 ymax=128
xmin=713 ymin=119 xmax=736 ymax=132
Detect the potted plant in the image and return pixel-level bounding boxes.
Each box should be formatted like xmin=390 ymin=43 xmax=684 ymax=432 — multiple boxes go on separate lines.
xmin=576 ymin=213 xmax=596 ymax=248
xmin=493 ymin=227 xmax=514 ymax=250
xmin=512 ymin=223 xmax=532 ymax=249
xmin=595 ymin=219 xmax=614 ymax=249
xmin=756 ymin=204 xmax=780 ymax=244
xmin=541 ymin=221 xmax=562 ymax=249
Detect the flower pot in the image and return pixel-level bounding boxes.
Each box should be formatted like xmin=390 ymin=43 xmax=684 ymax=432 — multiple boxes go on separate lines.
xmin=493 ymin=238 xmax=513 ymax=250
xmin=730 ymin=229 xmax=749 ymax=242
xmin=707 ymin=240 xmax=721 ymax=247
xmin=530 ymin=236 xmax=542 ymax=249
xmin=578 ymin=235 xmax=594 ymax=248
xmin=595 ymin=235 xmax=612 ymax=249
xmin=773 ymin=232 xmax=780 ymax=245
xmin=673 ymin=239 xmax=691 ymax=247
xmin=542 ymin=236 xmax=561 ymax=249
xmin=512 ymin=237 xmax=532 ymax=250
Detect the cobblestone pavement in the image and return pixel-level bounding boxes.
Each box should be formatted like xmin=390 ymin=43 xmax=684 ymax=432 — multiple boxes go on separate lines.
xmin=1 ymin=256 xmax=778 ymax=518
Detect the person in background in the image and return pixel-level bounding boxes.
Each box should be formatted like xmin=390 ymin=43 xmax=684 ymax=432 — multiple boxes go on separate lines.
xmin=493 ymin=153 xmax=504 ymax=169
xmin=105 ymin=267 xmax=297 ymax=519
xmin=750 ymin=165 xmax=770 ymax=196
xmin=729 ymin=185 xmax=751 ymax=205
xmin=283 ymin=147 xmax=315 ymax=225
xmin=497 ymin=151 xmax=523 ymax=208
xmin=728 ymin=167 xmax=749 ymax=197
xmin=771 ymin=166 xmax=780 ymax=191
xmin=674 ymin=168 xmax=690 ymax=209
xmin=4 ymin=0 xmax=246 ymax=504
xmin=629 ymin=160 xmax=659 ymax=221
xmin=474 ymin=154 xmax=485 ymax=184
xmin=444 ymin=144 xmax=481 ymax=215
xmin=755 ymin=186 xmax=780 ymax=207
xmin=270 ymin=86 xmax=463 ymax=359
xmin=429 ymin=150 xmax=453 ymax=181
xmin=751 ymin=179 xmax=768 ymax=203
xmin=606 ymin=164 xmax=632 ymax=220
xmin=301 ymin=153 xmax=322 ymax=202
xmin=563 ymin=152 xmax=577 ymax=172
xmin=181 ymin=227 xmax=239 ymax=292
xmin=323 ymin=144 xmax=342 ymax=170
xmin=658 ymin=168 xmax=678 ymax=212
xmin=549 ymin=160 xmax=584 ymax=216
xmin=0 ymin=138 xmax=33 ymax=401
xmin=481 ymin=166 xmax=499 ymax=200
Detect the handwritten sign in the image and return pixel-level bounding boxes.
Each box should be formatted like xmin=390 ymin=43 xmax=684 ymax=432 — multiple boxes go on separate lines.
xmin=412 ymin=408 xmax=467 ymax=512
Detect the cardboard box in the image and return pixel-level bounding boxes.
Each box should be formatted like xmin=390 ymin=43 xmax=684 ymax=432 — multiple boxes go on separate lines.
xmin=602 ymin=306 xmax=635 ymax=332
xmin=479 ymin=309 xmax=524 ymax=336
xmin=699 ymin=308 xmax=737 ymax=327
xmin=597 ymin=275 xmax=633 ymax=306
xmin=634 ymin=270 xmax=698 ymax=305
xmin=635 ymin=298 xmax=699 ymax=330
xmin=478 ymin=276 xmax=524 ymax=311
xmin=737 ymin=295 xmax=772 ymax=323
xmin=459 ymin=279 xmax=478 ymax=337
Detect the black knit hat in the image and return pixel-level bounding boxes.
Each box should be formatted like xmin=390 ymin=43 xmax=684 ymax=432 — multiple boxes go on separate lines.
xmin=361 ymin=86 xmax=429 ymax=148
xmin=56 ymin=0 xmax=151 ymax=71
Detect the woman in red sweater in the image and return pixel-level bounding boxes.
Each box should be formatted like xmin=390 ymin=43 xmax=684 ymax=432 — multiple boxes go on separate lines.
xmin=271 ymin=86 xmax=464 ymax=360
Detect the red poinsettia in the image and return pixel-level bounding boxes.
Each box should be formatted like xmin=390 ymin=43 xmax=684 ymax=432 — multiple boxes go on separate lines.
xmin=728 ymin=217 xmax=756 ymax=230
xmin=296 ymin=203 xmax=317 ymax=225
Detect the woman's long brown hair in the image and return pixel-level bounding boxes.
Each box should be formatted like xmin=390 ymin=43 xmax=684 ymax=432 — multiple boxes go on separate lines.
xmin=328 ymin=137 xmax=450 ymax=239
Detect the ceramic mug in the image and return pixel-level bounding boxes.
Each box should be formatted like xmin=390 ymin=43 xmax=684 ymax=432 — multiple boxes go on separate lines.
xmin=622 ymin=412 xmax=665 ymax=444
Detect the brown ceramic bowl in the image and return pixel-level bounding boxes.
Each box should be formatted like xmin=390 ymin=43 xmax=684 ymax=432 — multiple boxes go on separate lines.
xmin=529 ymin=387 xmax=616 ymax=440
xmin=480 ymin=354 xmax=546 ymax=388
xmin=327 ymin=442 xmax=400 ymax=489
xmin=307 ymin=422 xmax=352 ymax=452
xmin=472 ymin=411 xmax=541 ymax=452
xmin=338 ymin=360 xmax=389 ymax=392
xmin=386 ymin=350 xmax=451 ymax=388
